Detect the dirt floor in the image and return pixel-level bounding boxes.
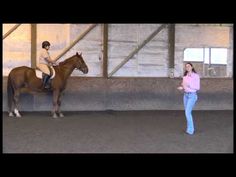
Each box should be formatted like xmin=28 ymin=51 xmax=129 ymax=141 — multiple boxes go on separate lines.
xmin=2 ymin=110 xmax=233 ymax=153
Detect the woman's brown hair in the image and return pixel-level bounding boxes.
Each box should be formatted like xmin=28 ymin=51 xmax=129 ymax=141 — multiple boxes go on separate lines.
xmin=184 ymin=62 xmax=197 ymax=76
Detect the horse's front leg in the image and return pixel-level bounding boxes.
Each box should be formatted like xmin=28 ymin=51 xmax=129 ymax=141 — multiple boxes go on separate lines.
xmin=57 ymin=92 xmax=64 ymax=117
xmin=52 ymin=90 xmax=60 ymax=118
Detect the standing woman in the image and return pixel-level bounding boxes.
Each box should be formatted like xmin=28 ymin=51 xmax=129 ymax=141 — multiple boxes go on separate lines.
xmin=177 ymin=62 xmax=200 ymax=135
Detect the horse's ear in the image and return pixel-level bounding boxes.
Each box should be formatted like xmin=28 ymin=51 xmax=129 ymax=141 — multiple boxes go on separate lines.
xmin=77 ymin=51 xmax=82 ymax=56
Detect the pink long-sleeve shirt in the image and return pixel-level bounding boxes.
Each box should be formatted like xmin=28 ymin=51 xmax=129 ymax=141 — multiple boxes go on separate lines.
xmin=182 ymin=72 xmax=200 ymax=93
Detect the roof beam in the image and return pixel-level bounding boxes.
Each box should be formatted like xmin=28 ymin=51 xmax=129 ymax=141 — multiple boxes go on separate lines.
xmin=3 ymin=24 xmax=21 ymax=40
xmin=54 ymin=24 xmax=97 ymax=61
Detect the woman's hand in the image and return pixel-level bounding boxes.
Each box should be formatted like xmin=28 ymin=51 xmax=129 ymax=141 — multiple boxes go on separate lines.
xmin=50 ymin=60 xmax=57 ymax=65
xmin=177 ymin=86 xmax=184 ymax=90
xmin=183 ymin=82 xmax=190 ymax=89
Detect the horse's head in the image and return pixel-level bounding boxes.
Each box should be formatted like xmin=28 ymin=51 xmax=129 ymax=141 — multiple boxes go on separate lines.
xmin=75 ymin=52 xmax=88 ymax=74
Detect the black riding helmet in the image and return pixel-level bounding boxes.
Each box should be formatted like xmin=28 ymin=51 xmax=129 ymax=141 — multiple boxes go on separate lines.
xmin=42 ymin=41 xmax=51 ymax=49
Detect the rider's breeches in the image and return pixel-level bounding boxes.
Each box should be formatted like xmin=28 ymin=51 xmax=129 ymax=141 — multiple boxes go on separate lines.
xmin=37 ymin=63 xmax=50 ymax=75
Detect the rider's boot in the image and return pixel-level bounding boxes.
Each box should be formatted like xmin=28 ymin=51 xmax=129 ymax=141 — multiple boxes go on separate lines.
xmin=42 ymin=73 xmax=51 ymax=89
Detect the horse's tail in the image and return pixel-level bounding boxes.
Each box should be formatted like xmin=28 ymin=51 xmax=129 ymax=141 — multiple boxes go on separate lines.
xmin=7 ymin=74 xmax=14 ymax=113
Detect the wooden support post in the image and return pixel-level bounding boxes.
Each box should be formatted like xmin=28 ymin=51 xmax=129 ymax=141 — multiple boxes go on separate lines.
xmin=168 ymin=24 xmax=175 ymax=78
xmin=31 ymin=24 xmax=37 ymax=68
xmin=103 ymin=24 xmax=108 ymax=78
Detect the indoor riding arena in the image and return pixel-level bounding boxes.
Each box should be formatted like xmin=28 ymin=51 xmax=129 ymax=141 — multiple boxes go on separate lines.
xmin=2 ymin=24 xmax=233 ymax=153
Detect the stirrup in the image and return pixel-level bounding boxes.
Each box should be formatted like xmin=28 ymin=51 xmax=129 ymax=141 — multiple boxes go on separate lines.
xmin=44 ymin=84 xmax=51 ymax=89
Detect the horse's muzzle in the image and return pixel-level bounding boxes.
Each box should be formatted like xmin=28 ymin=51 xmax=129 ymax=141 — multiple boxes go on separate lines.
xmin=83 ymin=68 xmax=88 ymax=74
xmin=76 ymin=67 xmax=88 ymax=74
xmin=83 ymin=67 xmax=88 ymax=74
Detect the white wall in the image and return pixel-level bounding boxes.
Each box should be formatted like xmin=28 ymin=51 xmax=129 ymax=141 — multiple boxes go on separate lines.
xmin=3 ymin=24 xmax=31 ymax=76
xmin=108 ymin=24 xmax=169 ymax=77
xmin=2 ymin=24 xmax=233 ymax=78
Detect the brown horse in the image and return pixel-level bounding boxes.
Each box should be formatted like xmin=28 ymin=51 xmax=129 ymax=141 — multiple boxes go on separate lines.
xmin=7 ymin=52 xmax=88 ymax=118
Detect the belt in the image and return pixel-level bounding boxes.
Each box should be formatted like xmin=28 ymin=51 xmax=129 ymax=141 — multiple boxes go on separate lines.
xmin=184 ymin=92 xmax=196 ymax=94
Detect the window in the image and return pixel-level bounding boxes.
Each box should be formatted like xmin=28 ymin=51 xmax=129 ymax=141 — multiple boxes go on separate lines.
xmin=210 ymin=48 xmax=227 ymax=64
xmin=184 ymin=48 xmax=203 ymax=62
xmin=184 ymin=47 xmax=227 ymax=65
xmin=184 ymin=47 xmax=229 ymax=77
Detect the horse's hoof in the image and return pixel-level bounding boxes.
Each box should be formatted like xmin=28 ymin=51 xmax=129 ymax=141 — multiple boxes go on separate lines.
xmin=52 ymin=114 xmax=58 ymax=119
xmin=59 ymin=113 xmax=64 ymax=117
xmin=9 ymin=112 xmax=14 ymax=117
xmin=16 ymin=114 xmax=22 ymax=118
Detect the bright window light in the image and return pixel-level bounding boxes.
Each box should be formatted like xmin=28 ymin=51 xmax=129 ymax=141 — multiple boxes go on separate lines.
xmin=184 ymin=48 xmax=203 ymax=62
xmin=211 ymin=48 xmax=227 ymax=64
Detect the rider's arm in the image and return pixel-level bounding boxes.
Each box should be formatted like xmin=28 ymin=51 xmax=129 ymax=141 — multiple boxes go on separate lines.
xmin=42 ymin=50 xmax=56 ymax=64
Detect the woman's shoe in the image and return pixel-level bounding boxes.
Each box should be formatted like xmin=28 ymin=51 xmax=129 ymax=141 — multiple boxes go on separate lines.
xmin=185 ymin=131 xmax=194 ymax=135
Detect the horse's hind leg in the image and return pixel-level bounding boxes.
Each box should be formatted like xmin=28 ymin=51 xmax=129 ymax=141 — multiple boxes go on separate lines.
xmin=8 ymin=97 xmax=16 ymax=117
xmin=13 ymin=89 xmax=22 ymax=117
xmin=8 ymin=102 xmax=15 ymax=117
xmin=9 ymin=112 xmax=14 ymax=117
xmin=9 ymin=102 xmax=15 ymax=117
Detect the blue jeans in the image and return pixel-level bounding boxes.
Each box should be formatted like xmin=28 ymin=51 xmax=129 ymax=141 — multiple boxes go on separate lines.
xmin=183 ymin=92 xmax=198 ymax=134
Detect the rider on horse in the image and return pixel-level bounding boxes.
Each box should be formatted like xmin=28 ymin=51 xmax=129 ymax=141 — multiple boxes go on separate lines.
xmin=37 ymin=41 xmax=57 ymax=89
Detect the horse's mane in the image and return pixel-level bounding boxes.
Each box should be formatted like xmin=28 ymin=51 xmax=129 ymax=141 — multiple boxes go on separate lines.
xmin=59 ymin=54 xmax=77 ymax=66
